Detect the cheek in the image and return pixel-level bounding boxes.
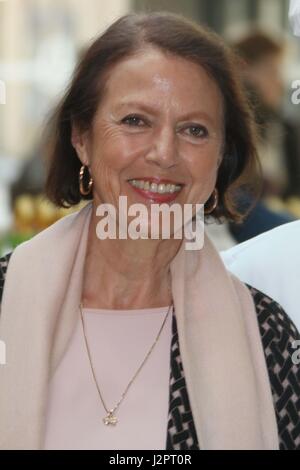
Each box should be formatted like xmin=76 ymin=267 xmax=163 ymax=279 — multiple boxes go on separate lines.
xmin=90 ymin=130 xmax=125 ymax=171
xmin=88 ymin=127 xmax=148 ymax=201
xmin=185 ymin=148 xmax=220 ymax=200
xmin=188 ymin=145 xmax=220 ymax=182
xmin=90 ymin=126 xmax=147 ymax=174
xmin=87 ymin=132 xmax=124 ymax=202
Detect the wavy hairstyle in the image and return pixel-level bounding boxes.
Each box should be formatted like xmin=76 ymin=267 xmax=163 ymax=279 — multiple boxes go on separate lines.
xmin=45 ymin=12 xmax=260 ymax=222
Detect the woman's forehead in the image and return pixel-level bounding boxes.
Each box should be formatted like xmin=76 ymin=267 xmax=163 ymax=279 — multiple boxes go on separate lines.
xmin=99 ymin=48 xmax=223 ymax=119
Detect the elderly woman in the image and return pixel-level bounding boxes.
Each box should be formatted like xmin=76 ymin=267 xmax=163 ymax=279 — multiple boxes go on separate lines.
xmin=0 ymin=13 xmax=299 ymax=450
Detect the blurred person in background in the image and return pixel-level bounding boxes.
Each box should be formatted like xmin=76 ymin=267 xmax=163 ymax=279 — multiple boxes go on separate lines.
xmin=222 ymin=0 xmax=300 ymax=417
xmin=227 ymin=30 xmax=300 ymax=243
xmin=0 ymin=12 xmax=299 ymax=450
xmin=233 ymin=30 xmax=300 ymax=199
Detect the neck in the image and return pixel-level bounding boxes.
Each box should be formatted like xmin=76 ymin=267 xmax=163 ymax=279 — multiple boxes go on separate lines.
xmin=81 ymin=206 xmax=182 ymax=309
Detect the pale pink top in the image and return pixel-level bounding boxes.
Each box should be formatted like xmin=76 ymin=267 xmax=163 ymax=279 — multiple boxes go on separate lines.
xmin=43 ymin=306 xmax=173 ymax=450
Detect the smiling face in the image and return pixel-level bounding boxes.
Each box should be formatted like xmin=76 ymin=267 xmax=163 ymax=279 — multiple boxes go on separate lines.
xmin=72 ymin=47 xmax=224 ymax=233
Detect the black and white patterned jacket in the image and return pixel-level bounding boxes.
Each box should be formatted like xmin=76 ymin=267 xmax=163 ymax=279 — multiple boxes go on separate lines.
xmin=0 ymin=252 xmax=299 ymax=450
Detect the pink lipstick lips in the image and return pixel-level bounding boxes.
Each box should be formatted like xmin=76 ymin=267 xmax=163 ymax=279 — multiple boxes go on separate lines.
xmin=127 ymin=177 xmax=184 ymax=203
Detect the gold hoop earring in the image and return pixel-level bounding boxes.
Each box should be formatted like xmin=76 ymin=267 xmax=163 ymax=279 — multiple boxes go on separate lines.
xmin=79 ymin=165 xmax=93 ymax=196
xmin=204 ymin=188 xmax=218 ymax=215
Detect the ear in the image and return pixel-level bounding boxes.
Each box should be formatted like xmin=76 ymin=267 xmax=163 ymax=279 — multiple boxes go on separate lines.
xmin=217 ymin=154 xmax=222 ymax=169
xmin=217 ymin=150 xmax=223 ymax=169
xmin=71 ymin=123 xmax=90 ymax=167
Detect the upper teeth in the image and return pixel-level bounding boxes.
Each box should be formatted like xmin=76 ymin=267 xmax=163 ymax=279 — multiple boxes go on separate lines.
xmin=129 ymin=180 xmax=182 ymax=194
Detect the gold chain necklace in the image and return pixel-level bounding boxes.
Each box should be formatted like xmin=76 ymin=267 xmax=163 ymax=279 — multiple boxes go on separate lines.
xmin=79 ymin=301 xmax=173 ymax=426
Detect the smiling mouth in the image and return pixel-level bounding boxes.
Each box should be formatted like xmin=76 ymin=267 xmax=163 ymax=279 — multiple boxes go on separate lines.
xmin=128 ymin=178 xmax=183 ymax=194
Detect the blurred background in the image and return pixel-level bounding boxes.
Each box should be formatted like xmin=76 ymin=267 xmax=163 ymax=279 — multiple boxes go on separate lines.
xmin=0 ymin=0 xmax=300 ymax=254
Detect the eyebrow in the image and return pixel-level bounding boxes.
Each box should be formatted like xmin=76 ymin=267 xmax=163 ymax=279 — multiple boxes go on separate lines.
xmin=113 ymin=101 xmax=218 ymax=127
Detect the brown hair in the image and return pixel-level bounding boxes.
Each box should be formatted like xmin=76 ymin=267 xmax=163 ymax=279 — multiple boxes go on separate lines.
xmin=233 ymin=31 xmax=284 ymax=65
xmin=45 ymin=12 xmax=260 ymax=222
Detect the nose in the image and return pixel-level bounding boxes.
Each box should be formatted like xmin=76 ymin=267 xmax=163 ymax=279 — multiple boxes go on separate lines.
xmin=145 ymin=125 xmax=179 ymax=169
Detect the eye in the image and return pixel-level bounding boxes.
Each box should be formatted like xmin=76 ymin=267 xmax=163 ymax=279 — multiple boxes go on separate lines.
xmin=121 ymin=114 xmax=147 ymax=127
xmin=184 ymin=125 xmax=209 ymax=139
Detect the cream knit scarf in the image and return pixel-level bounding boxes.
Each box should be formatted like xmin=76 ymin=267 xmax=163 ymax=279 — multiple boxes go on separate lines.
xmin=0 ymin=202 xmax=278 ymax=449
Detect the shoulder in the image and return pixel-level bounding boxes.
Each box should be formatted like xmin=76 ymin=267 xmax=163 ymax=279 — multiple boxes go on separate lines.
xmin=222 ymin=220 xmax=300 ymax=268
xmin=221 ymin=221 xmax=300 ymax=330
xmin=247 ymin=285 xmax=300 ymax=449
xmin=223 ymin=220 xmax=300 ymax=268
xmin=0 ymin=252 xmax=13 ymax=306
xmin=248 ymin=284 xmax=299 ymax=342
